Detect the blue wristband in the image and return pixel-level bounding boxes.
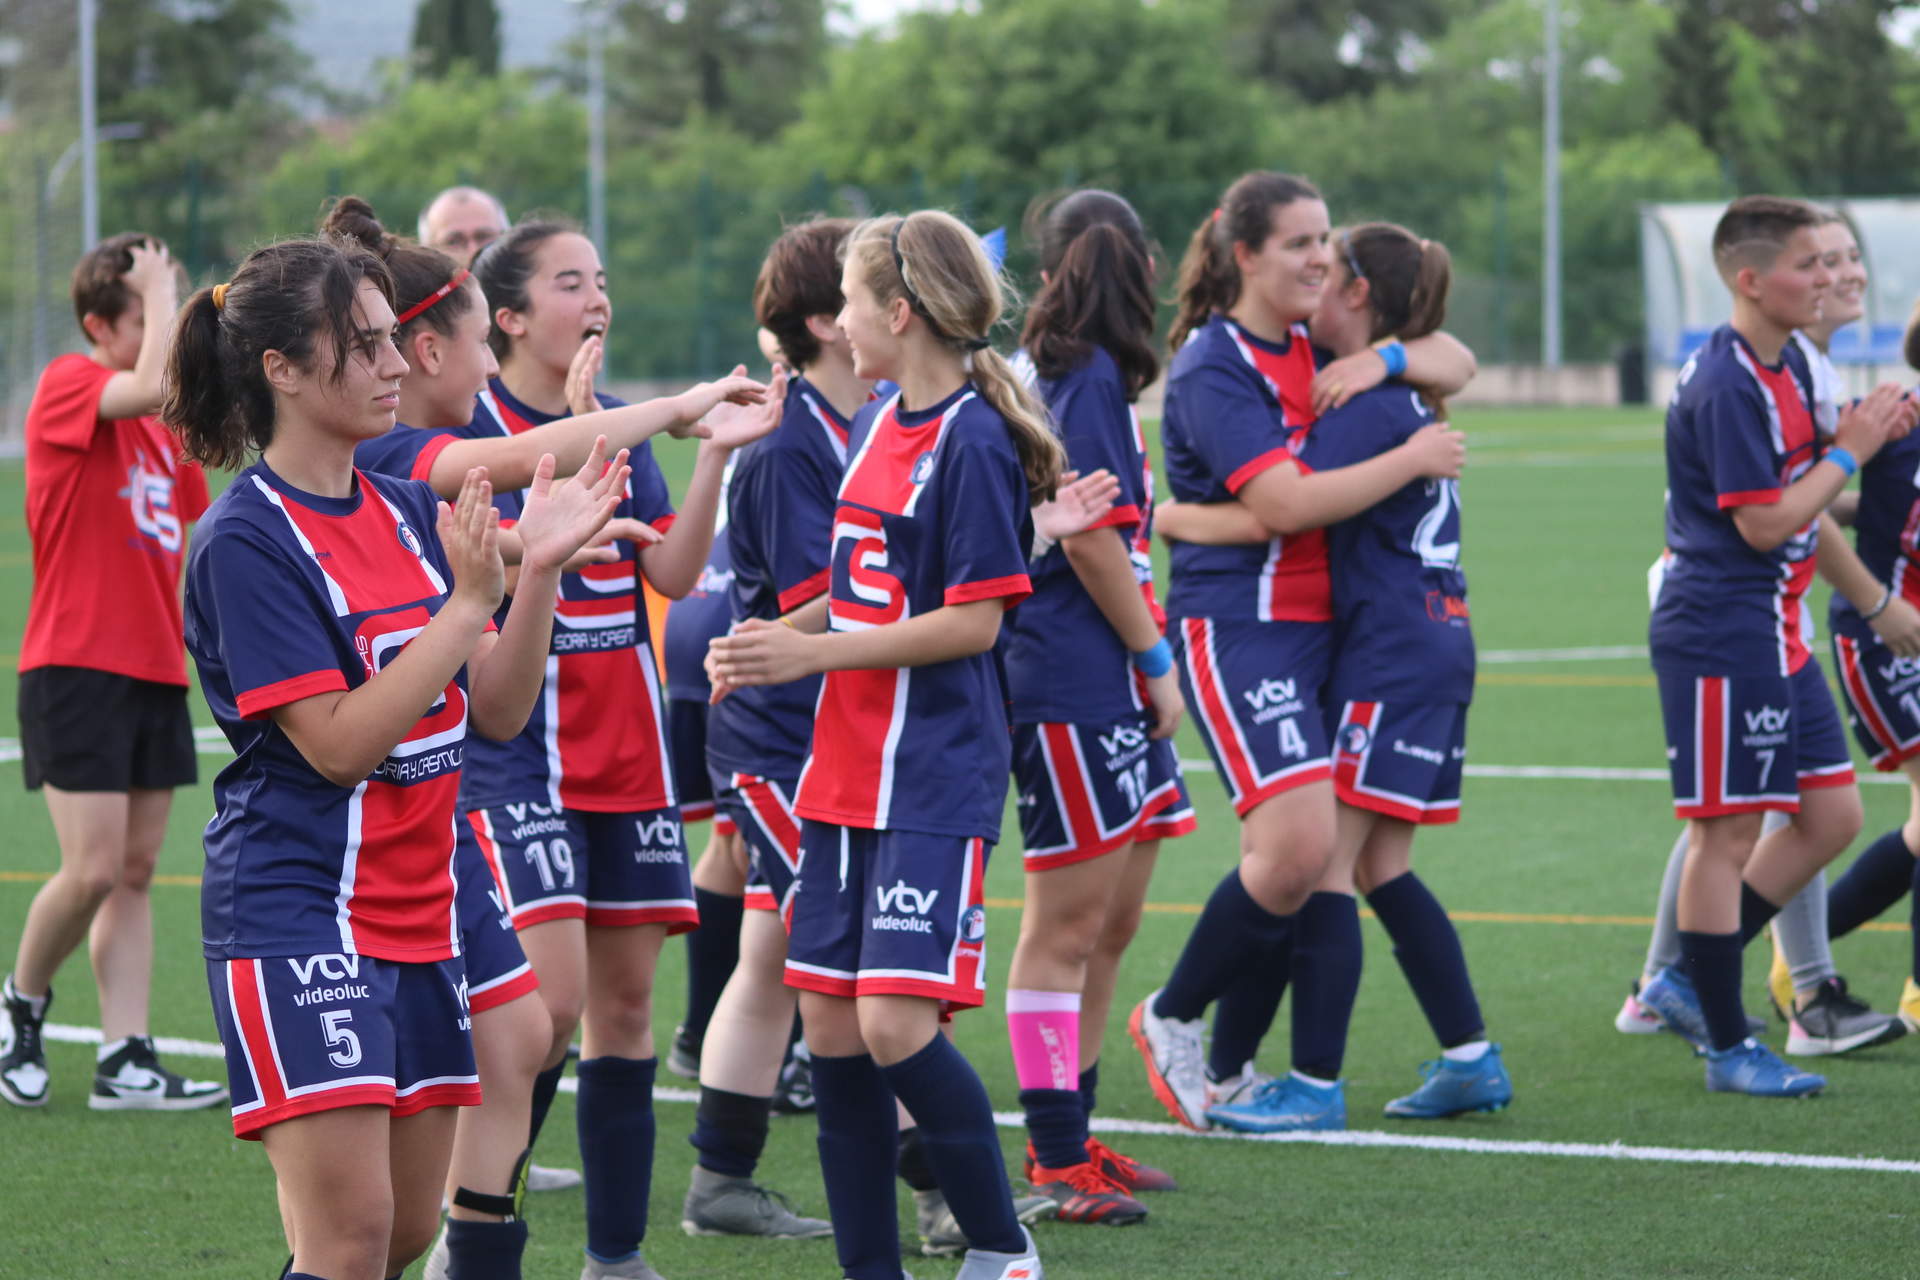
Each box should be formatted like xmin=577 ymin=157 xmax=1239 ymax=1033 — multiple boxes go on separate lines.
xmin=1132 ymin=637 xmax=1174 ymax=678
xmin=1377 ymin=340 xmax=1408 ymax=378
xmin=1826 ymin=446 xmax=1858 ymax=478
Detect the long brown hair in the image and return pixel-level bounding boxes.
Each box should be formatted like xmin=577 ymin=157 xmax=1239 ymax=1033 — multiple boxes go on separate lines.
xmin=1019 ymin=189 xmax=1159 ymax=400
xmin=1169 ymin=171 xmax=1321 ymax=351
xmin=1339 ymin=221 xmax=1453 ymax=413
xmin=845 ymin=211 xmax=1065 ymax=499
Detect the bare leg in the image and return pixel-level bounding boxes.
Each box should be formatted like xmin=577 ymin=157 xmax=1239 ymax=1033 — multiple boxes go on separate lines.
xmin=89 ymin=788 xmax=172 ymax=1041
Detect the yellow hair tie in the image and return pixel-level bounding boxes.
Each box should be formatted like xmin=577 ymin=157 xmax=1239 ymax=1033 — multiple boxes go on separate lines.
xmin=211 ymin=282 xmax=230 ymax=311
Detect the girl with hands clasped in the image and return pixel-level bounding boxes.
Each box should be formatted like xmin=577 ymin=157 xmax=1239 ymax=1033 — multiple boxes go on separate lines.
xmin=168 ymin=235 xmax=618 ymax=1280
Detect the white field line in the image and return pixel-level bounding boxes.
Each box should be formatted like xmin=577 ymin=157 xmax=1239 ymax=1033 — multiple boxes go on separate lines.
xmin=44 ymin=1022 xmax=1920 ymax=1175
xmin=1480 ymin=645 xmax=1648 ymax=663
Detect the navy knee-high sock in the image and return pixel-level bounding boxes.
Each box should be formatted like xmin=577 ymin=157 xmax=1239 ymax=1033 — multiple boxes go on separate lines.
xmin=881 ymin=1035 xmax=1024 ymax=1255
xmin=1208 ymin=927 xmax=1291 ymax=1079
xmin=1828 ymin=828 xmax=1917 ymax=940
xmin=444 ymin=1218 xmax=531 ymax=1280
xmin=689 ymin=1084 xmax=771 ymax=1177
xmin=1737 ymin=883 xmax=1781 ymax=946
xmin=576 ymin=1055 xmax=657 ymax=1262
xmin=813 ymin=1052 xmax=902 ymax=1280
xmin=1078 ymin=1061 xmax=1099 ymax=1122
xmin=684 ymin=888 xmax=743 ymax=1043
xmin=528 ymin=1059 xmax=565 ymax=1149
xmin=1366 ymin=871 xmax=1484 ymax=1048
xmin=1681 ymin=930 xmax=1748 ymax=1052
xmin=1157 ymin=870 xmax=1290 ymax=1021
xmin=1289 ymin=892 xmax=1363 ymax=1080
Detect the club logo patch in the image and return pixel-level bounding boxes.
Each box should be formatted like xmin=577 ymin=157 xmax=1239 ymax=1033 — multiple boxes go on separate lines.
xmin=1340 ymin=722 xmax=1371 ymax=755
xmin=395 ymin=520 xmax=424 ymax=558
xmin=911 ymin=451 xmax=936 ymax=484
xmin=960 ymin=904 xmax=987 ymax=943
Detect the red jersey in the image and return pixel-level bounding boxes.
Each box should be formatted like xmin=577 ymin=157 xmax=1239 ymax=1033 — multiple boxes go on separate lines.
xmin=20 ymin=354 xmax=209 ymax=684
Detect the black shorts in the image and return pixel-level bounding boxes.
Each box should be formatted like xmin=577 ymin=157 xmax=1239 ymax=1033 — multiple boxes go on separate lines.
xmin=19 ymin=666 xmax=198 ymax=792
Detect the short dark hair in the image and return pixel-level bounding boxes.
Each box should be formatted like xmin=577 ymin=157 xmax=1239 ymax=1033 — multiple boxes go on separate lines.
xmin=71 ymin=232 xmax=165 ymax=337
xmin=1712 ymin=196 xmax=1822 ymax=280
xmin=754 ymin=218 xmax=854 ymax=370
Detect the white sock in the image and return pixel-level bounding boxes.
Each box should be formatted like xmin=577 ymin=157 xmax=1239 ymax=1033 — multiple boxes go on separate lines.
xmin=4 ymin=975 xmax=47 ymax=1019
xmin=1441 ymin=1040 xmax=1491 ymax=1063
xmin=96 ymin=1036 xmax=135 ymax=1064
xmin=1290 ymin=1069 xmax=1338 ymax=1088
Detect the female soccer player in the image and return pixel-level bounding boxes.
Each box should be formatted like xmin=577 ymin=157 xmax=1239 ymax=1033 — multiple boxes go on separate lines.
xmin=1127 ymin=171 xmax=1471 ymax=1131
xmin=1 ymin=232 xmax=224 ymax=1112
xmin=1000 ymin=190 xmax=1191 ymax=1224
xmin=465 ymin=217 xmax=783 ymax=1280
xmin=169 ymin=234 xmax=624 ymax=1280
xmin=710 ymin=209 xmax=1057 ymax=1280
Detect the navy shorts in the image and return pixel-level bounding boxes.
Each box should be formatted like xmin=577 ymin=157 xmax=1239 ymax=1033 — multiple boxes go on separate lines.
xmin=1012 ymin=719 xmax=1195 ymax=869
xmin=1656 ymin=659 xmax=1854 ymax=819
xmin=208 ymin=952 xmax=479 ymax=1139
xmin=454 ymin=825 xmax=537 ymax=1014
xmin=1328 ymin=699 xmax=1466 ymax=825
xmin=713 ymin=768 xmax=803 ymax=919
xmin=1832 ymin=631 xmax=1920 ymax=772
xmin=467 ymin=801 xmax=698 ymax=933
xmin=1173 ymin=616 xmax=1332 ymax=815
xmin=668 ymin=698 xmax=733 ymax=831
xmin=784 ymin=823 xmax=990 ymax=1012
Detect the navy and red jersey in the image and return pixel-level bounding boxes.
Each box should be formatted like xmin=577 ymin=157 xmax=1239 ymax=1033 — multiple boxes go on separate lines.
xmin=1651 ymin=326 xmax=1821 ymax=677
xmin=1830 ymin=419 xmax=1920 ymax=643
xmin=459 ymin=378 xmax=681 ymax=812
xmin=1004 ymin=346 xmax=1158 ymax=724
xmin=1300 ymin=384 xmax=1474 ymax=704
xmin=794 ymin=385 xmax=1033 ymax=841
xmin=707 ymin=376 xmax=851 ymax=780
xmin=1161 ymin=315 xmax=1331 ymax=622
xmin=20 ymin=353 xmax=209 ymax=685
xmin=663 ymin=527 xmax=734 ymax=702
xmin=185 ymin=464 xmax=480 ymax=963
xmin=353 ymin=418 xmax=483 ymax=483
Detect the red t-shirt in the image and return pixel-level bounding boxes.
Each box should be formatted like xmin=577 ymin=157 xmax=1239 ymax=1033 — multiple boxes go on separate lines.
xmin=19 ymin=353 xmax=209 ymax=685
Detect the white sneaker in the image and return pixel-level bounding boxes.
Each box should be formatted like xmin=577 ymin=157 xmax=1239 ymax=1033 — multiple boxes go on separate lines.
xmin=1204 ymin=1059 xmax=1273 ymax=1110
xmin=954 ymin=1224 xmax=1042 ymax=1280
xmin=90 ymin=1035 xmax=227 ymax=1111
xmin=1613 ymin=982 xmax=1663 ymax=1035
xmin=528 ymin=1163 xmax=583 ymax=1192
xmin=1127 ymin=989 xmax=1207 ymax=1130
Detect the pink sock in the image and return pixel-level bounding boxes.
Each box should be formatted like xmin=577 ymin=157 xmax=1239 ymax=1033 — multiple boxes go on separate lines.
xmin=1007 ymin=988 xmax=1081 ymax=1091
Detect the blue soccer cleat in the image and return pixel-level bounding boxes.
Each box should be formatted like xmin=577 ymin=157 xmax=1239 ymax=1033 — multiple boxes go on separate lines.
xmin=1636 ymin=964 xmax=1713 ymax=1051
xmin=1204 ymin=1073 xmax=1345 ymax=1133
xmin=1704 ymin=1039 xmax=1825 ymax=1098
xmin=1383 ymin=1043 xmax=1514 ymax=1118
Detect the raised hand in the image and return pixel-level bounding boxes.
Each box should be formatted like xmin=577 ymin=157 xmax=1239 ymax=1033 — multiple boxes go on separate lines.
xmin=1405 ymin=423 xmax=1466 ymax=479
xmin=440 ymin=467 xmax=506 ymax=614
xmin=514 ymin=436 xmax=632 ymax=574
xmin=566 ymin=335 xmax=605 ymax=418
xmin=124 ymin=239 xmax=177 ymax=299
xmin=701 ymin=364 xmax=790 ymax=451
xmin=1311 ymin=346 xmax=1390 ymax=415
xmin=1034 ymin=469 xmax=1122 ymax=542
xmin=559 ymin=516 xmax=666 ymax=571
xmin=671 ymin=371 xmax=772 ymax=439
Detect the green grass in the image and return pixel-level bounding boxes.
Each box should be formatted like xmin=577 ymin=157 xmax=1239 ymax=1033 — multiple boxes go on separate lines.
xmin=8 ymin=404 xmax=1920 ymax=1278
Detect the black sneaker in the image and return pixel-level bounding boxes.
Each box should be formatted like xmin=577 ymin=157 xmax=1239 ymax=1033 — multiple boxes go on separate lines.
xmin=665 ymin=1025 xmax=701 ymax=1081
xmin=0 ymin=977 xmax=51 ymax=1107
xmin=90 ymin=1035 xmax=227 ymax=1111
xmin=1784 ymin=977 xmax=1907 ymax=1057
xmin=770 ymin=1041 xmax=814 ymax=1115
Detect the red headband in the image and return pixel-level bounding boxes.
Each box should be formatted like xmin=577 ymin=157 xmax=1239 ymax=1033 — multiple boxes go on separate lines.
xmin=396 ymin=267 xmax=471 ymax=326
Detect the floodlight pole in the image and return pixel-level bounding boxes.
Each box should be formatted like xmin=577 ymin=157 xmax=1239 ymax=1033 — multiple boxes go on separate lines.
xmin=78 ymin=0 xmax=100 ymax=249
xmin=1542 ymin=0 xmax=1563 ymax=368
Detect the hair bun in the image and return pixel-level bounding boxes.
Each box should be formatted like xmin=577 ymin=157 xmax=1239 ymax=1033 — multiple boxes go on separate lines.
xmin=321 ymin=194 xmax=394 ymax=258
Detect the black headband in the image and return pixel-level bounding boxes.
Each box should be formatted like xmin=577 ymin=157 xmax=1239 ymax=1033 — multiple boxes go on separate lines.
xmin=890 ymin=219 xmax=992 ymax=352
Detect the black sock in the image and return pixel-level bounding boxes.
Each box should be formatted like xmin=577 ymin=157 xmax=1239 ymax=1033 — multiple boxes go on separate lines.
xmin=1367 ymin=871 xmax=1484 ymax=1047
xmin=445 ymin=1218 xmax=530 ymax=1280
xmin=1208 ymin=926 xmax=1290 ymax=1079
xmin=1737 ymin=883 xmax=1781 ymax=946
xmin=528 ymin=1059 xmax=565 ymax=1149
xmin=1681 ymin=929 xmax=1748 ymax=1052
xmin=1288 ymin=892 xmax=1362 ymax=1080
xmin=1828 ymin=828 xmax=1917 ymax=939
xmin=685 ymin=888 xmax=744 ymax=1043
xmin=814 ymin=1052 xmax=903 ymax=1279
xmin=1020 ymin=1086 xmax=1087 ymax=1171
xmin=688 ymin=1084 xmax=771 ymax=1178
xmin=577 ymin=1055 xmax=657 ymax=1261
xmin=1077 ymin=1061 xmax=1099 ymax=1122
xmin=881 ymin=1035 xmax=1024 ymax=1255
xmin=896 ymin=1124 xmax=938 ymax=1191
xmin=1157 ymin=869 xmax=1289 ymax=1021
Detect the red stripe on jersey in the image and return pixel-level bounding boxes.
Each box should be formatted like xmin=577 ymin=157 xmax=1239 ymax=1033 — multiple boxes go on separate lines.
xmin=1085 ymin=502 xmax=1143 ymax=533
xmin=1225 ymin=321 xmax=1319 ymax=430
xmin=347 ymin=771 xmax=461 ymax=958
xmin=803 ymin=390 xmax=852 ymax=463
xmin=795 ymin=665 xmax=904 ymax=828
xmin=1226 ymin=448 xmax=1294 ymax=494
xmin=778 ymin=568 xmax=831 ymax=614
xmin=838 ymin=395 xmax=963 ymax=514
xmin=551 ymin=645 xmax=673 ymax=811
xmin=268 ymin=473 xmax=448 ymax=617
xmin=230 ymin=959 xmax=286 ymax=1110
xmin=1718 ymin=488 xmax=1783 ymax=509
xmin=410 ymin=432 xmax=459 ymax=482
xmin=944 ymin=573 xmax=1032 ymax=608
xmin=1778 ymin=556 xmax=1814 ymax=675
xmin=236 ymin=669 xmax=349 ymax=720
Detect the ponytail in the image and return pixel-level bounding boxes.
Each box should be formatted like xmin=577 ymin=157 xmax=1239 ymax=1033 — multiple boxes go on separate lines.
xmin=1338 ymin=221 xmax=1455 ymax=415
xmin=1170 ymin=171 xmax=1322 ymax=352
xmin=164 ymin=288 xmax=260 ymax=470
xmin=847 ymin=212 xmax=1066 ymax=499
xmin=1020 ymin=190 xmax=1159 ymax=399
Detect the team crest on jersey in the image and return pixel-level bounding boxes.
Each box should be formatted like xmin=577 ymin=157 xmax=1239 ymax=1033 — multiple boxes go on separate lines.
xmin=1340 ymin=722 xmax=1371 ymax=755
xmin=911 ymin=451 xmax=936 ymax=484
xmin=395 ymin=520 xmax=425 ymax=558
xmin=960 ymin=904 xmax=987 ymax=943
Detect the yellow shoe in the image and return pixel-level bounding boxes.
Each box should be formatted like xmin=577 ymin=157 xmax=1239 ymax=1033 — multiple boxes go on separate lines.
xmin=1898 ymin=977 xmax=1920 ymax=1034
xmin=1767 ymin=930 xmax=1794 ymax=1024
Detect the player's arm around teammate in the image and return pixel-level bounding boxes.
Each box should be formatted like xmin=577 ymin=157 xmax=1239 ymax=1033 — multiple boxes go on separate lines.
xmin=167 ymin=236 xmax=618 ymax=1280
xmin=710 ymin=211 xmax=1056 ymax=1280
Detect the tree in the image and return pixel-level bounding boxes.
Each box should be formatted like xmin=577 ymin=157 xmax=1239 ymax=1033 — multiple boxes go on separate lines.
xmin=1219 ymin=0 xmax=1462 ymax=103
xmin=411 ymin=0 xmax=502 ymax=79
xmin=602 ymin=0 xmax=828 ymax=143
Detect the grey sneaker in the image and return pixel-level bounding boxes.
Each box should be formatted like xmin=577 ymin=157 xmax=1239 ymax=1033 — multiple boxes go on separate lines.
xmin=90 ymin=1035 xmax=227 ymax=1111
xmin=0 ymin=977 xmax=50 ymax=1108
xmin=915 ymin=1189 xmax=1056 ymax=1257
xmin=955 ymin=1224 xmax=1043 ymax=1280
xmin=665 ymin=1025 xmax=701 ymax=1080
xmin=681 ymin=1165 xmax=832 ymax=1238
xmin=1785 ymin=977 xmax=1907 ymax=1056
xmin=580 ymin=1252 xmax=664 ymax=1280
xmin=528 ymin=1162 xmax=583 ymax=1192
